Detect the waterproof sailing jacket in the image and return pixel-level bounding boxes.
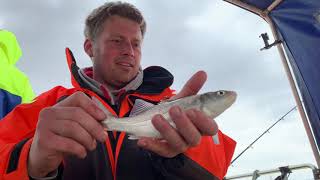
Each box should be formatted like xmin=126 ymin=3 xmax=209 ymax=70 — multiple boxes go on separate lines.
xmin=0 ymin=30 xmax=35 ymax=119
xmin=0 ymin=48 xmax=236 ymax=180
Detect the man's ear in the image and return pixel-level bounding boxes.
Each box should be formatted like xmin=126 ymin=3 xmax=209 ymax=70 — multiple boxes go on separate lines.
xmin=84 ymin=39 xmax=94 ymax=57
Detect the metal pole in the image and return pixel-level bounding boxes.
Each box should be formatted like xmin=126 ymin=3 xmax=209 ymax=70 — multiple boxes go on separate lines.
xmin=225 ymin=164 xmax=318 ymax=179
xmin=267 ymin=0 xmax=283 ymax=12
xmin=223 ymin=0 xmax=264 ymax=16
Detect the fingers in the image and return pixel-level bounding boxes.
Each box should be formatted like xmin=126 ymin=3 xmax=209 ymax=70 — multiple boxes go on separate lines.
xmin=50 ymin=119 xmax=97 ymax=151
xmin=137 ymin=138 xmax=178 ymax=158
xmin=45 ymin=132 xmax=88 ymax=159
xmin=28 ymin=92 xmax=109 ymax=177
xmin=41 ymin=107 xmax=107 ymax=143
xmin=137 ymin=113 xmax=189 ymax=158
xmin=152 ymin=115 xmax=188 ymax=152
xmin=186 ymin=109 xmax=218 ymax=136
xmin=169 ymin=107 xmax=201 ymax=146
xmin=171 ymin=71 xmax=207 ymax=100
xmin=137 ymin=106 xmax=219 ymax=158
xmin=55 ymin=91 xmax=106 ymax=121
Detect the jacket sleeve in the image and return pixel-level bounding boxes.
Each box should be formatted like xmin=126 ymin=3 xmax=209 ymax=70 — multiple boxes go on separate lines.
xmin=149 ymin=130 xmax=236 ymax=180
xmin=0 ymin=86 xmax=70 ymax=180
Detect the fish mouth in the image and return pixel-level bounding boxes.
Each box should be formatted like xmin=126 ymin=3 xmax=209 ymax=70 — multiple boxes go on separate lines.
xmin=227 ymin=91 xmax=237 ymax=105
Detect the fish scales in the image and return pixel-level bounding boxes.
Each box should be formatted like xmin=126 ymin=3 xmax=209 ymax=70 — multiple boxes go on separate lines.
xmin=94 ymin=90 xmax=237 ymax=140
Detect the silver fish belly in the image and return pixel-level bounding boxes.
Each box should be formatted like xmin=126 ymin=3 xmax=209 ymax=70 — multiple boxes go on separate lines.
xmin=95 ymin=90 xmax=237 ymax=140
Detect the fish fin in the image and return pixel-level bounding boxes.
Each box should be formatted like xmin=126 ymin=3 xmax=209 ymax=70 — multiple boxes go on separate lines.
xmin=129 ymin=99 xmax=155 ymax=117
xmin=212 ymin=134 xmax=220 ymax=145
xmin=158 ymin=97 xmax=180 ymax=104
xmin=158 ymin=99 xmax=171 ymax=104
xmin=92 ymin=96 xmax=116 ymax=118
xmin=128 ymin=135 xmax=140 ymax=140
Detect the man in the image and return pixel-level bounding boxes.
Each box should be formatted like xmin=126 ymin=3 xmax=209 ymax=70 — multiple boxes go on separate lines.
xmin=0 ymin=2 xmax=236 ymax=180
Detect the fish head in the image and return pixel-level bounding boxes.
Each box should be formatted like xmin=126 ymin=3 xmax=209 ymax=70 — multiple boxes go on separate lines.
xmin=199 ymin=90 xmax=237 ymax=118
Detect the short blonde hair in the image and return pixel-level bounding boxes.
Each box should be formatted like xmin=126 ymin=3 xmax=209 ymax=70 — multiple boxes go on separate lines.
xmin=84 ymin=1 xmax=146 ymax=40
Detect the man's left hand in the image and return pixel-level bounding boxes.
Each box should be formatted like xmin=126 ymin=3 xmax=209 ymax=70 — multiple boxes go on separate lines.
xmin=137 ymin=71 xmax=219 ymax=158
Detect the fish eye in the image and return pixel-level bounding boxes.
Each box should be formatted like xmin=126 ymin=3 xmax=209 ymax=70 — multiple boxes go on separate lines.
xmin=217 ymin=91 xmax=225 ymax=96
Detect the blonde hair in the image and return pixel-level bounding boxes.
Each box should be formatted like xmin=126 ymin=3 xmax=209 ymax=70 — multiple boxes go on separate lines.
xmin=84 ymin=1 xmax=146 ymax=40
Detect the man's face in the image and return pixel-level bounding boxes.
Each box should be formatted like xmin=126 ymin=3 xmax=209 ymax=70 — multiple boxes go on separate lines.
xmin=90 ymin=15 xmax=142 ymax=88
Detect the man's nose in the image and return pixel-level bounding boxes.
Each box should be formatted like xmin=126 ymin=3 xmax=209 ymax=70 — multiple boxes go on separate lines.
xmin=121 ymin=41 xmax=134 ymax=57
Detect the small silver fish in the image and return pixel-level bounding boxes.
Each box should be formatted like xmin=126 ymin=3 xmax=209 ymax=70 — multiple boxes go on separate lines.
xmin=94 ymin=90 xmax=237 ymax=143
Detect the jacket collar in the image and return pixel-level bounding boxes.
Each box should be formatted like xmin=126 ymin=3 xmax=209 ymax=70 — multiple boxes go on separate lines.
xmin=78 ymin=67 xmax=143 ymax=105
xmin=65 ymin=48 xmax=174 ymax=96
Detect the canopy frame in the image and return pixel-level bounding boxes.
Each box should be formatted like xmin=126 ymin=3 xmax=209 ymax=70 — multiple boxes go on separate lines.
xmin=223 ymin=0 xmax=320 ymax=168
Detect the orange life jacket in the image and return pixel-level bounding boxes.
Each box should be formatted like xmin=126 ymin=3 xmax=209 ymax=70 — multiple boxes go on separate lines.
xmin=0 ymin=48 xmax=236 ymax=180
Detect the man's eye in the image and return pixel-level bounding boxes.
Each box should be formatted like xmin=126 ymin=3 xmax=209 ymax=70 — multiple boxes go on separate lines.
xmin=111 ymin=39 xmax=121 ymax=43
xmin=133 ymin=42 xmax=141 ymax=48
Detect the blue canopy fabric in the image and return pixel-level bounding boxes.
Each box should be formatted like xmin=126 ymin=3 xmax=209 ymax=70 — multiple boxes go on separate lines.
xmin=225 ymin=0 xmax=320 ymax=151
xmin=271 ymin=0 xmax=320 ymax=151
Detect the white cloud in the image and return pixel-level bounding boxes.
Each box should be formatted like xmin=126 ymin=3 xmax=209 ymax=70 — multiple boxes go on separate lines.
xmin=45 ymin=0 xmax=63 ymax=8
xmin=184 ymin=1 xmax=268 ymax=49
xmin=223 ymin=102 xmax=315 ymax=178
xmin=0 ymin=18 xmax=4 ymax=27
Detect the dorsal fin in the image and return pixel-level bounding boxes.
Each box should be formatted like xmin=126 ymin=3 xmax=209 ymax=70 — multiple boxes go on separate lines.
xmin=129 ymin=99 xmax=155 ymax=117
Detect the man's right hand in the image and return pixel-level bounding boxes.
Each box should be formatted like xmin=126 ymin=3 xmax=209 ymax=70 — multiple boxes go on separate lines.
xmin=27 ymin=92 xmax=107 ymax=178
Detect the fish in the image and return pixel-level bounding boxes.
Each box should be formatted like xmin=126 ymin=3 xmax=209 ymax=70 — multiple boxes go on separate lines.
xmin=93 ymin=90 xmax=237 ymax=144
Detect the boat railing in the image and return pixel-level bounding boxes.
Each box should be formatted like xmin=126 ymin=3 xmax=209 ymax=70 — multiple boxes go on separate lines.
xmin=224 ymin=164 xmax=320 ymax=180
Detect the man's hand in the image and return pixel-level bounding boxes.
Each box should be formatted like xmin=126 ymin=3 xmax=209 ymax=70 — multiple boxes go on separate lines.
xmin=28 ymin=92 xmax=107 ymax=178
xmin=137 ymin=71 xmax=219 ymax=158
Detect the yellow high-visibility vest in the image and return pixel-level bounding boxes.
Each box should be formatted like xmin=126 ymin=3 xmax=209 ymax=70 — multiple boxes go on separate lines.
xmin=0 ymin=30 xmax=35 ymax=104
